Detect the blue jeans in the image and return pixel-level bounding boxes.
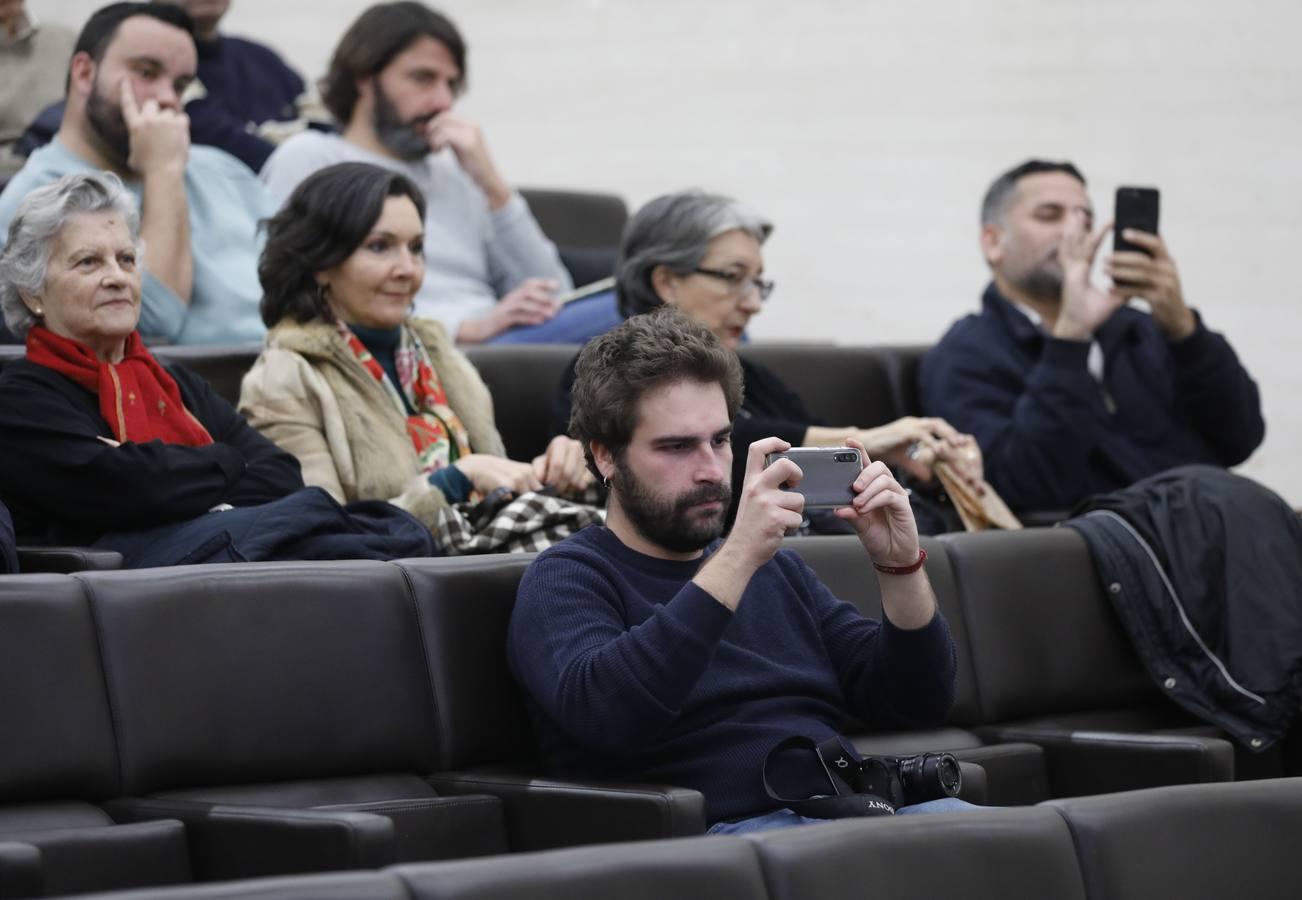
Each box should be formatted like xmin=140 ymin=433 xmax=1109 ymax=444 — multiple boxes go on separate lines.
xmin=485 ymin=290 xmax=623 ymax=344
xmin=707 ymin=798 xmax=978 ymax=835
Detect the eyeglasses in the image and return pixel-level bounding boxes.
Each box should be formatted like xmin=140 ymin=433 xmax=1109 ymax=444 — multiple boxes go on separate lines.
xmin=693 ymin=267 xmax=775 ymax=302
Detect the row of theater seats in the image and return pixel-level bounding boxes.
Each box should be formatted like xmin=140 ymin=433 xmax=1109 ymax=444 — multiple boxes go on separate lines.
xmin=0 ymin=528 xmax=1291 ymax=896
xmin=0 ymin=340 xmax=926 ymax=465
xmin=0 ymin=339 xmax=929 ymax=571
xmin=67 ymin=778 xmax=1302 ymax=900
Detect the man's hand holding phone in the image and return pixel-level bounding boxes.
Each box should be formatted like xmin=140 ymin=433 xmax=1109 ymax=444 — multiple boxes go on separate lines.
xmin=1106 ymin=230 xmax=1194 ymax=341
xmin=727 ymin=437 xmax=806 ymax=569
xmin=834 ymin=438 xmax=922 ymax=572
xmin=694 ymin=437 xmax=803 ymax=611
xmin=1108 ymin=185 xmax=1194 ymax=341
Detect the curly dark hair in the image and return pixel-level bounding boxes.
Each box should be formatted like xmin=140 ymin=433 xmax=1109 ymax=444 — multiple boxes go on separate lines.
xmin=569 ymin=307 xmax=744 ymax=478
xmin=258 ymin=162 xmax=427 ymax=327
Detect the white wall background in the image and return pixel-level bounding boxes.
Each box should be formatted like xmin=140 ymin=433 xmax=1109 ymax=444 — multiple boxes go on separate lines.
xmin=45 ymin=0 xmax=1302 ymax=505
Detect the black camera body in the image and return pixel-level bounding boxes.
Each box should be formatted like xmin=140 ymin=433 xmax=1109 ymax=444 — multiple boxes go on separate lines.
xmin=764 ymin=736 xmax=963 ymax=818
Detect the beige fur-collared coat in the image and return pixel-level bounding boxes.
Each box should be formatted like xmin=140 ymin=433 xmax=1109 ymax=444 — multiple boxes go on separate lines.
xmin=238 ymin=318 xmax=506 ymax=529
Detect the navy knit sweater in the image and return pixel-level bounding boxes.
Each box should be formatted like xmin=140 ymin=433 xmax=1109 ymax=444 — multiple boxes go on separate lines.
xmin=507 ymin=526 xmax=956 ymax=823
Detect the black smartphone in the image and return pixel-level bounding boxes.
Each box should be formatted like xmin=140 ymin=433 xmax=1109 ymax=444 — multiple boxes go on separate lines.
xmin=763 ymin=447 xmax=862 ymax=509
xmin=1114 ymin=186 xmax=1160 ymax=256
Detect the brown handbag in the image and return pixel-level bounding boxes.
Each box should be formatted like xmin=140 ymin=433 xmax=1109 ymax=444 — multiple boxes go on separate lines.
xmin=932 ymin=461 xmax=1022 ymax=532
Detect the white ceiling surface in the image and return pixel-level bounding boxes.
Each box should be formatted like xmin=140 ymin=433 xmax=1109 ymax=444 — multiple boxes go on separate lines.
xmin=43 ymin=0 xmax=1302 ymax=505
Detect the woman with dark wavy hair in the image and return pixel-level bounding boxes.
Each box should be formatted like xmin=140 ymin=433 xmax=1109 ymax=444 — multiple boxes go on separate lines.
xmin=241 ymin=162 xmax=592 ymax=542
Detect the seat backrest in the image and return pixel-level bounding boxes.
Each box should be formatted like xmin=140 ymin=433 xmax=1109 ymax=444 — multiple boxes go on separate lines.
xmin=875 ymin=344 xmax=929 ymax=418
xmin=738 ymin=344 xmax=900 ymax=428
xmin=463 ymin=344 xmax=577 ymax=461
xmin=940 ymin=528 xmax=1161 ymax=724
xmin=747 ymin=806 xmax=1086 ymax=900
xmin=518 ymin=189 xmax=628 ymax=251
xmin=393 ymin=834 xmax=766 ymax=900
xmin=0 ymin=574 xmax=120 ymax=803
xmin=397 ymin=556 xmax=537 ymax=771
xmin=781 ymin=535 xmax=980 ymax=725
xmin=1046 ymin=778 xmax=1302 ymax=900
xmin=79 ymin=561 xmax=441 ymax=795
xmin=153 ymin=344 xmax=262 ymax=408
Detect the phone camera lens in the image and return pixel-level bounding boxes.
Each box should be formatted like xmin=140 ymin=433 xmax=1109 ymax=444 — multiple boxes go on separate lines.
xmin=835 ymin=452 xmax=855 ymax=463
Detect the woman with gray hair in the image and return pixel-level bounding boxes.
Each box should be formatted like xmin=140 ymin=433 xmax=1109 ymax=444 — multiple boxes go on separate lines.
xmin=0 ymin=171 xmax=430 ymax=563
xmin=555 ymin=189 xmax=995 ymax=534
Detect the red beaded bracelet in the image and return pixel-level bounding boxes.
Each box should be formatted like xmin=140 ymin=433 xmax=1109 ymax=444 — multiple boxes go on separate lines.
xmin=872 ymin=548 xmax=927 ymax=575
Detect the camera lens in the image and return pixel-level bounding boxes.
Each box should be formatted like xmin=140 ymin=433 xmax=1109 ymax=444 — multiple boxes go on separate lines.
xmin=896 ymin=752 xmax=962 ymax=803
xmin=835 ymin=452 xmax=855 ymax=463
xmin=936 ymin=756 xmax=962 ymax=795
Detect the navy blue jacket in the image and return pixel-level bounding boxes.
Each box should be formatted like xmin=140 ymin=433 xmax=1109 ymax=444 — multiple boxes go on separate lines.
xmin=508 ymin=526 xmax=956 ymax=823
xmin=1065 ymin=466 xmax=1302 ymax=750
xmin=0 ymin=358 xmax=302 ymax=545
xmin=187 ymin=34 xmax=310 ymax=172
xmin=919 ymin=284 xmax=1264 ymax=513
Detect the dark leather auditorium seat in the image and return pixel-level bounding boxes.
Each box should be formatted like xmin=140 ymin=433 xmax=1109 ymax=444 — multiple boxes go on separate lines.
xmin=51 ymin=779 xmax=1302 ymax=900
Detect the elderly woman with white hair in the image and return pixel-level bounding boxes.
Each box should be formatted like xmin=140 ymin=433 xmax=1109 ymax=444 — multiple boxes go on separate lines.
xmin=0 ymin=171 xmax=431 ymax=564
xmin=552 ymin=189 xmax=997 ymax=534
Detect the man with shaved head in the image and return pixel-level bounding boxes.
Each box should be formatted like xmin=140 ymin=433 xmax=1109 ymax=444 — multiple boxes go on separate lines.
xmin=920 ymin=159 xmax=1263 ymax=514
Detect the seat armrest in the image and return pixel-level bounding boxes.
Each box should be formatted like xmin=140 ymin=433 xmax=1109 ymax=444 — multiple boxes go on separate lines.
xmin=105 ymin=798 xmax=396 ymax=880
xmin=979 ymin=726 xmax=1235 ymax=797
xmin=0 ymin=842 xmax=42 ymax=899
xmin=954 ymin=761 xmax=987 ymax=805
xmin=16 ymin=545 xmax=124 ymax=573
xmin=427 ymin=771 xmax=706 ymax=851
xmin=5 ymin=820 xmax=189 ymax=896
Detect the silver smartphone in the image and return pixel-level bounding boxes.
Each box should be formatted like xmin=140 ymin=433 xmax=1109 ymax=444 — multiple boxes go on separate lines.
xmin=763 ymin=447 xmax=863 ymax=509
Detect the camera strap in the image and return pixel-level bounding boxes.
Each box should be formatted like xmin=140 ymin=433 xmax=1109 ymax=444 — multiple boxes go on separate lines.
xmin=761 ymin=736 xmax=898 ymax=819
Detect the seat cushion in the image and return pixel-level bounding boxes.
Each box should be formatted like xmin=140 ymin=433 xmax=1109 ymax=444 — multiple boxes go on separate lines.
xmin=748 ymin=807 xmax=1087 ymax=900
xmin=1046 ymin=778 xmax=1302 ymax=900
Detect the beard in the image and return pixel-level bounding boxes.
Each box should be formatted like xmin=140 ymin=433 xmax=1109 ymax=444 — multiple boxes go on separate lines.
xmin=1011 ymin=254 xmax=1064 ymax=303
xmin=85 ymin=74 xmax=132 ymax=168
xmin=612 ymin=457 xmax=731 ymax=555
xmin=372 ymin=82 xmax=435 ymax=161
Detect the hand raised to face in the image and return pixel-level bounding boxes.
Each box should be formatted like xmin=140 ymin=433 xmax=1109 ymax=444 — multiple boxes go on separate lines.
xmin=1052 ymin=215 xmax=1126 ymax=341
xmin=120 ymin=78 xmax=190 ymax=177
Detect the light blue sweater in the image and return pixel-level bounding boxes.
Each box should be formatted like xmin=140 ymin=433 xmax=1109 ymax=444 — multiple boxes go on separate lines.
xmin=0 ymin=138 xmax=271 ymax=345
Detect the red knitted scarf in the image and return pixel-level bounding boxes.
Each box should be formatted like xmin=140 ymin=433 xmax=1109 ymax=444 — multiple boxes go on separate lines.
xmin=26 ymin=326 xmax=213 ymax=447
